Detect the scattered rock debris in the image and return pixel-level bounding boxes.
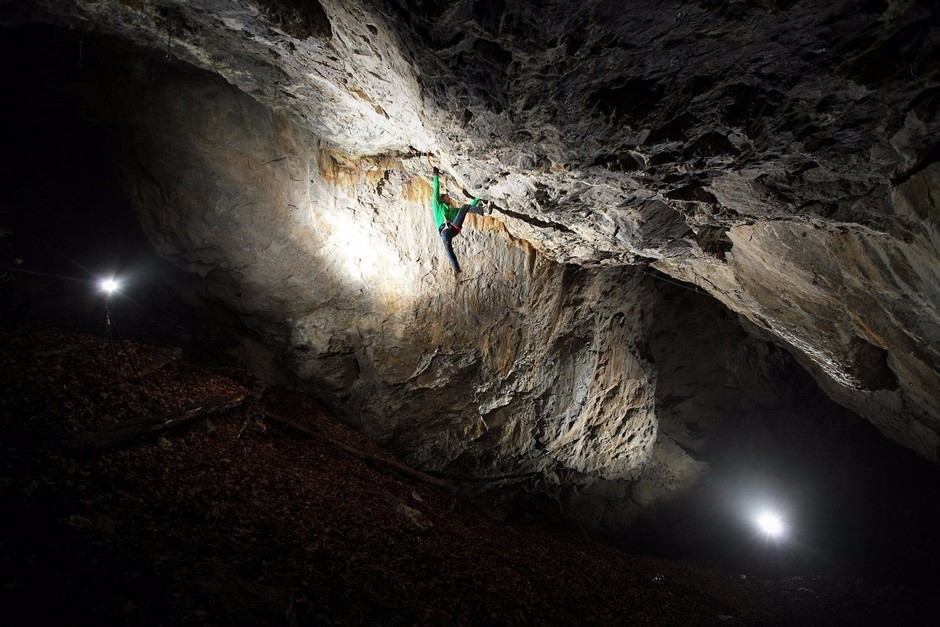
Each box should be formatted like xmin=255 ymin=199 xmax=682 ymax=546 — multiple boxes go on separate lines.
xmin=0 ymin=325 xmax=933 ymax=625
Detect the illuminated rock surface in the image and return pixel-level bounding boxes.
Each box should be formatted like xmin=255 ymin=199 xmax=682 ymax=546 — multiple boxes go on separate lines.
xmin=2 ymin=0 xmax=937 ymax=530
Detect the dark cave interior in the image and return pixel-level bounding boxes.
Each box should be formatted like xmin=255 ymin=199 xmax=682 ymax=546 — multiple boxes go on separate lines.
xmin=0 ymin=27 xmax=246 ymax=359
xmin=2 ymin=18 xmax=939 ymax=625
xmin=629 ymin=281 xmax=940 ymax=583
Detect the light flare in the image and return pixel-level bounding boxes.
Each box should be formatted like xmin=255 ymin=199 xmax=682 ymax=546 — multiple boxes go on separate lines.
xmin=756 ymin=510 xmax=786 ymax=539
xmin=99 ymin=277 xmax=120 ymax=294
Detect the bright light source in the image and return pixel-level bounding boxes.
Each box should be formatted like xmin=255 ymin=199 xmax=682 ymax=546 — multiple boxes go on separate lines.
xmin=100 ymin=278 xmax=119 ymax=294
xmin=756 ymin=511 xmax=785 ymax=538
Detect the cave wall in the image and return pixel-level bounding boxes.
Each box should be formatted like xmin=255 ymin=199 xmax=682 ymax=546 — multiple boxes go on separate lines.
xmin=4 ymin=0 xmax=935 ymax=464
xmin=656 ymin=216 xmax=940 ymax=458
xmin=367 ymin=0 xmax=940 ymax=461
xmin=1 ymin=0 xmax=937 ymax=538
xmin=83 ymin=54 xmax=672 ymax=507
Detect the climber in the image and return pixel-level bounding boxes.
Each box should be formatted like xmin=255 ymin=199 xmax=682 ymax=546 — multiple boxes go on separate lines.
xmin=431 ymin=166 xmax=487 ymax=275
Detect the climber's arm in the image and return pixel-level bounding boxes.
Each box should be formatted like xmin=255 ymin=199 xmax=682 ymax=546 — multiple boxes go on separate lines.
xmin=431 ymin=169 xmax=448 ymax=227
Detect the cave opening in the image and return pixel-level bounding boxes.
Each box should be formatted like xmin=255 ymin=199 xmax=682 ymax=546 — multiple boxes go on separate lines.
xmin=2 ymin=8 xmax=939 ymax=625
xmin=0 ymin=26 xmax=149 ymax=328
xmin=624 ymin=279 xmax=940 ymax=584
xmin=0 ymin=25 xmax=256 ymax=361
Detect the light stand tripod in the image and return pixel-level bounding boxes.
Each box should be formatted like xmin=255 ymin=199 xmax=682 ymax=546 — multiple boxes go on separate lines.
xmin=104 ymin=297 xmax=119 ymax=373
xmin=102 ymin=283 xmax=137 ymax=376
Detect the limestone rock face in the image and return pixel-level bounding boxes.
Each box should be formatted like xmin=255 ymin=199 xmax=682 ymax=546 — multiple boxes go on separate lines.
xmin=2 ymin=0 xmax=938 ymax=520
xmin=97 ymin=66 xmax=661 ymax=501
xmin=371 ymin=0 xmax=940 ymax=462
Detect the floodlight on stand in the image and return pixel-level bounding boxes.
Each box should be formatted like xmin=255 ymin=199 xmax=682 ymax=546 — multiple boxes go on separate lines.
xmin=97 ymin=274 xmax=136 ymax=376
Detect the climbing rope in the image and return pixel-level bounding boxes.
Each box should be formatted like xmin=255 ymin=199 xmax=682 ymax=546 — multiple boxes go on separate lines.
xmin=638 ymin=266 xmax=709 ymax=297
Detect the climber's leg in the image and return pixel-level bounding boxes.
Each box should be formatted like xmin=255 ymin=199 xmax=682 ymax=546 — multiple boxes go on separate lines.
xmin=440 ymin=225 xmax=461 ymax=273
xmin=451 ymin=203 xmax=482 ymax=229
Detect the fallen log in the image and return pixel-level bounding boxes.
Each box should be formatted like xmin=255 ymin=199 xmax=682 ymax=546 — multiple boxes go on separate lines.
xmin=66 ymin=392 xmax=247 ymax=454
xmin=262 ymin=409 xmax=454 ymax=493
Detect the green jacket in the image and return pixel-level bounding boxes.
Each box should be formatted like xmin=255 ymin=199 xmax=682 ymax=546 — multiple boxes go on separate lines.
xmin=432 ymin=174 xmax=480 ymax=229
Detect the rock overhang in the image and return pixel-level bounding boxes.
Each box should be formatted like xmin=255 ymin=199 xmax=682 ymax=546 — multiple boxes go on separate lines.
xmin=1 ymin=0 xmax=938 ymax=515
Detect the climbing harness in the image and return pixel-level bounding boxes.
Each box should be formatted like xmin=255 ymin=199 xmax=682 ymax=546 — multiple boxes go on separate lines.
xmin=439 ymin=221 xmax=462 ymax=238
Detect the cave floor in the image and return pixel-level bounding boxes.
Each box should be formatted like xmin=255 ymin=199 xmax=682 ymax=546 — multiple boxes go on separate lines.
xmin=0 ymin=325 xmax=933 ymax=626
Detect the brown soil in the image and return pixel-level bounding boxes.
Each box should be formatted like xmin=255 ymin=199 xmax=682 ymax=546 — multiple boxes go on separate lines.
xmin=0 ymin=325 xmax=933 ymax=625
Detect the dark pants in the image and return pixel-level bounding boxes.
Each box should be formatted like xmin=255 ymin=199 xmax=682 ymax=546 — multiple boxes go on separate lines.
xmin=439 ymin=204 xmax=482 ymax=273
